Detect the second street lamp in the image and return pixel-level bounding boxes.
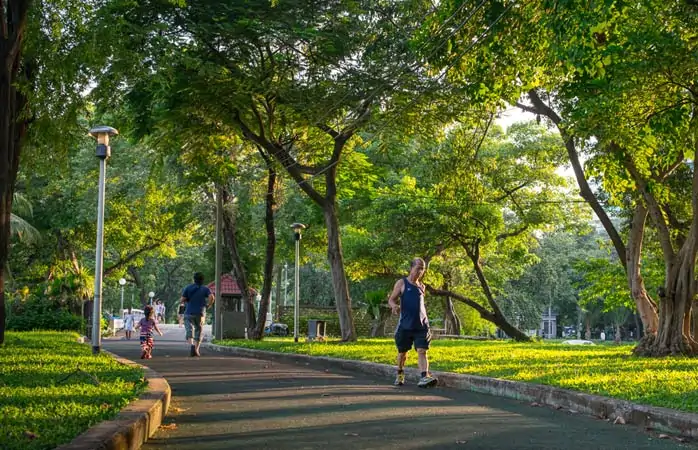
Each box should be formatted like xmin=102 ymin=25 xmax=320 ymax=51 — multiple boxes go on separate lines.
xmin=119 ymin=278 xmax=126 ymax=315
xmin=89 ymin=125 xmax=118 ymax=355
xmin=290 ymin=223 xmax=306 ymax=343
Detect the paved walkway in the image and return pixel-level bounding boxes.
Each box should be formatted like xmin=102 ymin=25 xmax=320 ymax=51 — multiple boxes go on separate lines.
xmin=104 ymin=325 xmax=691 ymax=450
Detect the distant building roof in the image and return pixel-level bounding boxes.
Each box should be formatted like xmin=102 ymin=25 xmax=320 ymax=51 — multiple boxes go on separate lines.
xmin=207 ymin=273 xmax=256 ymax=296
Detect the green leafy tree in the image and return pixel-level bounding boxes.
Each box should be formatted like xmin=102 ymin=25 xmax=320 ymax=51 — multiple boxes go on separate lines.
xmin=432 ymin=0 xmax=698 ymax=355
xmin=92 ymin=0 xmax=479 ymax=341
xmin=348 ymin=122 xmax=577 ymax=341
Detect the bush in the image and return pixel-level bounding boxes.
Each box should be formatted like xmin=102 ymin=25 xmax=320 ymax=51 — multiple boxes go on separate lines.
xmin=7 ymin=297 xmax=86 ymax=333
xmin=278 ymin=314 xmax=341 ymax=337
xmin=1 ymin=331 xmax=146 ymax=450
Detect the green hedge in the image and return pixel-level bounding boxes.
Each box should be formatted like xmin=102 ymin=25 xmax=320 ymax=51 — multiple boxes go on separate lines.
xmin=7 ymin=297 xmax=86 ymax=333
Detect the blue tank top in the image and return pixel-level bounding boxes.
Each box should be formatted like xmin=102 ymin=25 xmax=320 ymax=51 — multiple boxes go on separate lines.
xmin=398 ymin=277 xmax=429 ymax=330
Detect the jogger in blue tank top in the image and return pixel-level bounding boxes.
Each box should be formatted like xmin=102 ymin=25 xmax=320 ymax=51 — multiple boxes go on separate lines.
xmin=388 ymin=257 xmax=438 ymax=388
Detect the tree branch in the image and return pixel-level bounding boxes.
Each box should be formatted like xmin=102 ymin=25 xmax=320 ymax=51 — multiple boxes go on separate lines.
xmin=233 ymin=109 xmax=326 ymax=205
xmin=472 ymin=113 xmax=494 ymax=161
xmin=462 ymin=239 xmax=506 ymax=318
xmin=250 ymin=98 xmax=266 ymax=140
xmin=616 ymin=143 xmax=676 ymax=263
xmin=496 ymin=225 xmax=528 ymax=241
xmin=104 ymin=240 xmax=165 ymax=277
xmin=493 ymin=182 xmax=530 ymax=202
xmin=515 ymin=101 xmax=538 ymax=115
xmin=317 ymin=123 xmax=340 ymax=139
xmin=653 ymin=150 xmax=686 ymax=182
xmin=425 ymin=284 xmax=495 ymax=320
xmin=340 ymin=98 xmax=372 ymax=139
xmin=526 ymin=89 xmax=628 ymax=267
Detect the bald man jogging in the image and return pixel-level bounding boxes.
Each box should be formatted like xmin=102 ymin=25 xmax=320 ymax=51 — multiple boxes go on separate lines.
xmin=388 ymin=257 xmax=437 ymax=388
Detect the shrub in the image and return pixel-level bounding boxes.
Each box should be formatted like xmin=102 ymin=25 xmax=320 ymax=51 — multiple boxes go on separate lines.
xmin=278 ymin=314 xmax=341 ymax=337
xmin=7 ymin=297 xmax=86 ymax=333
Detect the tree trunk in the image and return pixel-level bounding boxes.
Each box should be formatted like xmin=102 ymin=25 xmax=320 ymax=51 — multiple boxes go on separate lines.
xmin=692 ymin=301 xmax=698 ymax=342
xmin=462 ymin=240 xmax=530 ymax=341
xmin=493 ymin=313 xmax=530 ymax=341
xmin=274 ymin=264 xmax=282 ymax=321
xmin=614 ymin=324 xmax=622 ymax=344
xmin=221 ymin=189 xmax=255 ymax=331
xmin=443 ymin=296 xmax=461 ymax=335
xmin=323 ymin=201 xmax=356 ymax=341
xmin=128 ymin=266 xmax=148 ymax=307
xmin=0 ymin=271 xmax=5 ymax=342
xmin=639 ymin=245 xmax=698 ymax=355
xmin=251 ymin=161 xmax=277 ymax=340
xmin=233 ymin=117 xmax=361 ymax=342
xmin=626 ymin=205 xmax=659 ymax=346
xmin=0 ymin=0 xmax=32 ymax=345
xmin=369 ymin=307 xmax=391 ymax=337
xmin=426 ymin=285 xmax=530 ymax=342
xmin=585 ymin=319 xmax=591 ymax=340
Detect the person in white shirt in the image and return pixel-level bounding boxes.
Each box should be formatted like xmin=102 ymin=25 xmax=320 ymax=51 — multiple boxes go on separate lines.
xmin=124 ymin=307 xmax=135 ymax=340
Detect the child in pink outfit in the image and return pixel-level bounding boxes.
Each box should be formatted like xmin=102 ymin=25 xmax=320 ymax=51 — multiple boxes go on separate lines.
xmin=136 ymin=305 xmax=163 ymax=359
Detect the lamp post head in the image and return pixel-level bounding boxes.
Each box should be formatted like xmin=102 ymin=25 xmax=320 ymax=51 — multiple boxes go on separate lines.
xmin=291 ymin=223 xmax=306 ymax=241
xmin=119 ymin=278 xmax=126 ymax=286
xmin=149 ymin=291 xmax=155 ymax=298
xmin=89 ymin=126 xmax=119 ymax=159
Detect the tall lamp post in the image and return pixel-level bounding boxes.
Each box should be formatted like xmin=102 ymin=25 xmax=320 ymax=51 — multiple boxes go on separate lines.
xmin=119 ymin=278 xmax=126 ymax=315
xmin=290 ymin=223 xmax=306 ymax=343
xmin=149 ymin=291 xmax=155 ymax=306
xmin=89 ymin=125 xmax=118 ymax=355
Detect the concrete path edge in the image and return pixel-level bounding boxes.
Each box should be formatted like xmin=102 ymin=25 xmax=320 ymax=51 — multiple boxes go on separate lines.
xmin=203 ymin=342 xmax=698 ymax=438
xmin=55 ymin=351 xmax=171 ymax=450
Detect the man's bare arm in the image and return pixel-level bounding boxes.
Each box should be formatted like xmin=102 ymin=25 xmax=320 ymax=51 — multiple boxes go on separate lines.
xmin=387 ymin=279 xmax=404 ymax=314
xmin=207 ymin=294 xmax=215 ymax=309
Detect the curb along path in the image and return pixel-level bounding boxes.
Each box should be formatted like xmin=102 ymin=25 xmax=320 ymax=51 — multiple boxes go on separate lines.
xmin=56 ymin=352 xmax=171 ymax=450
xmin=203 ymin=343 xmax=698 ymax=440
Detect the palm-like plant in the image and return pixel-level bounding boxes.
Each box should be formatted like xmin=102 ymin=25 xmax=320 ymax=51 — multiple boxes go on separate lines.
xmin=5 ymin=193 xmax=41 ymax=284
xmin=10 ymin=192 xmax=40 ymax=244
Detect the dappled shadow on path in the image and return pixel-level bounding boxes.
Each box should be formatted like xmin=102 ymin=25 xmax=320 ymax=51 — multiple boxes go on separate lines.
xmin=102 ymin=341 xmax=691 ymax=450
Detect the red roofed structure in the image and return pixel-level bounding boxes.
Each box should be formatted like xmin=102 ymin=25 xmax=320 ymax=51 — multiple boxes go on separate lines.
xmin=207 ymin=273 xmax=243 ymax=296
xmin=207 ymin=273 xmax=257 ymax=314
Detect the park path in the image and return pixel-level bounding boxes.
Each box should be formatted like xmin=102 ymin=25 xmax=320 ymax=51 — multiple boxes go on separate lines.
xmin=104 ymin=325 xmax=691 ymax=450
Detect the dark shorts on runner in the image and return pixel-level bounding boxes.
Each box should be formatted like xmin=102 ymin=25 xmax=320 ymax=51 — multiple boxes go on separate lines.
xmin=394 ymin=327 xmax=431 ymax=353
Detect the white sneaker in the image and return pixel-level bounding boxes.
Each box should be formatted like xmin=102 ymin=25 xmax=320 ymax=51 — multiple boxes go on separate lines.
xmin=417 ymin=374 xmax=437 ymax=388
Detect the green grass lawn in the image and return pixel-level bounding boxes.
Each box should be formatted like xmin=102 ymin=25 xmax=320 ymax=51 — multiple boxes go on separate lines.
xmin=0 ymin=332 xmax=146 ymax=450
xmin=216 ymin=337 xmax=698 ymax=413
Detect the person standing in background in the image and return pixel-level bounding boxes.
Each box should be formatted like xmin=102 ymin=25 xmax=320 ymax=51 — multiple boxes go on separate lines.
xmin=123 ymin=307 xmax=135 ymax=340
